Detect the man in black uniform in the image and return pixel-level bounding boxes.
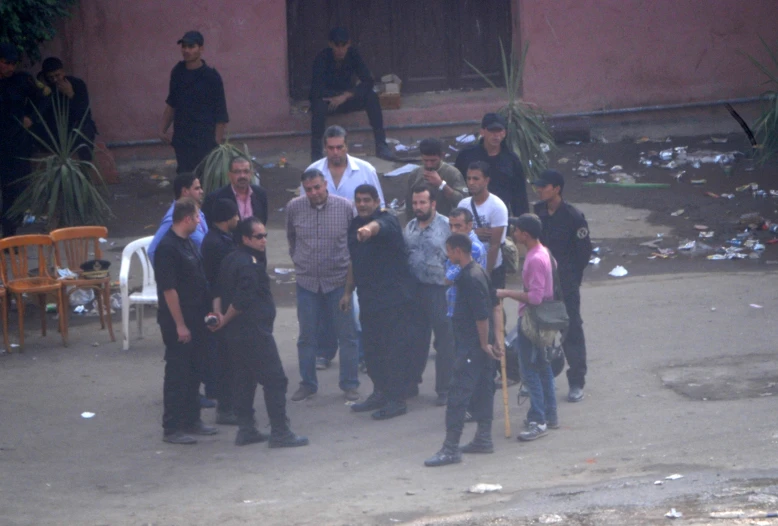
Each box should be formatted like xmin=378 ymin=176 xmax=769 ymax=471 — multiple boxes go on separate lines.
xmin=341 ymin=184 xmax=413 ymax=420
xmin=154 ymin=197 xmax=218 ymax=444
xmin=213 ymin=217 xmax=309 ymax=448
xmin=532 ymin=170 xmax=592 ymax=403
xmin=201 ymin=198 xmax=240 ymax=425
xmin=160 ymin=31 xmax=229 ymax=173
xmin=40 ymin=56 xmax=97 ymax=160
xmin=425 ymin=233 xmax=502 ymax=467
xmin=309 ymin=27 xmax=393 ymax=162
xmin=0 ymin=43 xmax=49 ymax=237
xmin=454 ymin=112 xmax=529 ymax=217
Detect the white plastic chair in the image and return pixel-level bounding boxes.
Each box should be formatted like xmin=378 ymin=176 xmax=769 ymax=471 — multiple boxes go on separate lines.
xmin=119 ymin=236 xmax=157 ymax=350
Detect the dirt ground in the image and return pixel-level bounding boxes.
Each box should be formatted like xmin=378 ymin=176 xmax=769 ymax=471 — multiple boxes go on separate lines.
xmin=2 ymin=130 xmax=778 ymax=525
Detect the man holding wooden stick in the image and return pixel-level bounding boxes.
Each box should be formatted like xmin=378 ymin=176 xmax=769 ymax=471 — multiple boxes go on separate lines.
xmin=425 ymin=233 xmax=503 ymax=467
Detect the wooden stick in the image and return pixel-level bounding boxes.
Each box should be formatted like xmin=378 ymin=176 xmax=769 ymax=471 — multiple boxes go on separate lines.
xmin=495 ymin=299 xmax=510 ymax=438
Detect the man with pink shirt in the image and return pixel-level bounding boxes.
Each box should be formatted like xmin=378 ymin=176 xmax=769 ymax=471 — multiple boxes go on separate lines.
xmin=497 ymin=214 xmax=557 ymax=442
xmin=203 ymin=156 xmax=268 ymax=227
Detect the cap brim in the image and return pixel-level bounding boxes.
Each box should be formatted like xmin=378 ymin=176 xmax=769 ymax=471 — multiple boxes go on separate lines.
xmin=178 ymin=39 xmax=199 ymax=45
xmin=485 ymin=124 xmax=505 ymax=131
xmin=531 ymin=179 xmax=551 ymax=186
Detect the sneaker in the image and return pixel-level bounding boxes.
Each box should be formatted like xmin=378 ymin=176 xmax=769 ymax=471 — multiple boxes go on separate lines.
xmin=291 ymin=385 xmax=316 ymax=402
xmin=524 ymin=418 xmax=559 ymax=430
xmin=343 ymin=388 xmax=360 ymax=402
xmin=568 ymin=386 xmax=585 ymax=403
xmin=424 ymin=446 xmax=462 ymax=467
xmin=183 ymin=420 xmax=219 ymax=436
xmin=315 ymin=357 xmax=330 ymax=370
xmin=434 ymin=393 xmax=448 ymax=407
xmin=163 ymin=431 xmax=197 ymax=445
xmin=518 ymin=422 xmax=548 ymax=442
xmin=216 ymin=411 xmax=240 ymax=426
xmin=351 ymin=392 xmax=387 ymax=413
xmin=234 ymin=427 xmax=269 ymax=446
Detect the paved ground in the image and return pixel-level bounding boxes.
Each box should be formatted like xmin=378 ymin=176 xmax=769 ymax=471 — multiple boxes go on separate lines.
xmin=2 ymin=131 xmax=778 ymax=525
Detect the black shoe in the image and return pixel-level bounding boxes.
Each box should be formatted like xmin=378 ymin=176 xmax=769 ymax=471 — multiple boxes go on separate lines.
xmin=234 ymin=427 xmax=269 ymax=446
xmin=376 ymin=143 xmax=399 ymax=161
xmin=435 ymin=393 xmax=448 ymax=407
xmin=183 ymin=420 xmax=219 ymax=436
xmin=371 ymin=400 xmax=407 ymax=420
xmin=216 ymin=411 xmax=239 ymax=426
xmin=269 ymin=430 xmax=309 ymax=448
xmin=163 ymin=431 xmax=197 ymax=445
xmin=424 ymin=447 xmax=462 ymax=467
xmin=460 ymin=429 xmax=494 ymax=454
xmin=351 ymin=392 xmax=387 ymax=413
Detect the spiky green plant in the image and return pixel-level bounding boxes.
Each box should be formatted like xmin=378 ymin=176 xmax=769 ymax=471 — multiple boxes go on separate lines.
xmin=195 ymin=140 xmax=254 ymax=194
xmin=743 ymin=36 xmax=778 ymax=165
xmin=9 ymin=95 xmax=112 ymax=228
xmin=466 ymin=40 xmax=556 ymax=181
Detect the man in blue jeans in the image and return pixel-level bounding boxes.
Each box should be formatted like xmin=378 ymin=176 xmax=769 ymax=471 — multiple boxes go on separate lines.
xmin=286 ymin=169 xmax=360 ymax=402
xmin=497 ymin=214 xmax=558 ymax=441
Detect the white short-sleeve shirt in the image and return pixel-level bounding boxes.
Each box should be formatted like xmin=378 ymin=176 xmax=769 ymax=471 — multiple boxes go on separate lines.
xmin=458 ymin=194 xmax=508 ymax=268
xmin=305 ymin=154 xmax=386 ymax=207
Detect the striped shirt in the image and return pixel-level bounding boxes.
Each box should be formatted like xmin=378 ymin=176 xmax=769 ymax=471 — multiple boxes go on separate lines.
xmin=286 ymin=194 xmax=354 ymax=294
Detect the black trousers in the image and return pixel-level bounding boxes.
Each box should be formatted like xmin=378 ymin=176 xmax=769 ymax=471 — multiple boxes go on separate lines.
xmin=212 ymin=331 xmax=234 ymax=412
xmin=562 ymin=286 xmax=587 ymax=388
xmin=226 ymin=326 xmax=289 ymax=429
xmin=0 ymin=148 xmax=31 ymax=238
xmin=407 ymin=284 xmax=455 ymax=395
xmin=445 ymin=344 xmax=496 ymax=442
xmin=310 ymin=90 xmax=386 ymax=161
xmin=160 ymin=311 xmax=207 ymax=434
xmin=360 ymin=304 xmax=411 ymax=401
xmin=173 ymin=141 xmax=216 ymax=174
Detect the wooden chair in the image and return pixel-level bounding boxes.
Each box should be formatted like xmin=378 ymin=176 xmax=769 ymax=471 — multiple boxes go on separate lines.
xmin=0 ymin=287 xmax=9 ymax=352
xmin=0 ymin=235 xmax=68 ymax=351
xmin=49 ymin=226 xmax=115 ymax=342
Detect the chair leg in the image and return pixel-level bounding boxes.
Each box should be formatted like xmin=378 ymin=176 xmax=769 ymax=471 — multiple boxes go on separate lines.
xmin=39 ymin=294 xmax=47 ymax=337
xmin=103 ymin=286 xmax=115 ymax=342
xmin=122 ymin=298 xmax=130 ymax=351
xmin=59 ymin=288 xmax=68 ymax=347
xmin=137 ymin=304 xmax=144 ymax=337
xmin=17 ymin=293 xmax=25 ymax=351
xmin=1 ymin=295 xmax=8 ymax=353
xmin=95 ymin=287 xmax=106 ymax=330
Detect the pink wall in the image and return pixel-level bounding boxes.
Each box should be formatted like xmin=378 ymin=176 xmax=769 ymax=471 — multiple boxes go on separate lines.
xmin=46 ymin=1 xmax=290 ymax=143
xmin=518 ymin=0 xmax=778 ymax=112
xmin=41 ymin=0 xmax=778 ymax=143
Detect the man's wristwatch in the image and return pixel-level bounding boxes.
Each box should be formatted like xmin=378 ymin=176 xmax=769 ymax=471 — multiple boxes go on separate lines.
xmin=438 ymin=181 xmax=447 ymax=191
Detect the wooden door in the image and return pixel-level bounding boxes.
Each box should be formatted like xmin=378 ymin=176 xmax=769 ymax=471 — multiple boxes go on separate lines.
xmin=286 ymin=0 xmax=512 ymax=100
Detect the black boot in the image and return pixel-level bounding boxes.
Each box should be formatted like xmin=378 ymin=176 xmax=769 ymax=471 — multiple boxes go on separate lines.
xmin=371 ymin=399 xmax=407 ymax=420
xmin=269 ymin=420 xmax=309 ymax=448
xmin=460 ymin=422 xmax=494 ymax=454
xmin=351 ymin=391 xmax=386 ymax=413
xmin=424 ymin=432 xmax=462 ymax=467
xmin=234 ymin=426 xmax=269 ymax=446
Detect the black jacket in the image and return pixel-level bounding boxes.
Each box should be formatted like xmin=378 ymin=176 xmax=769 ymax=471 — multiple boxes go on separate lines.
xmin=202 ymin=183 xmax=268 ymax=227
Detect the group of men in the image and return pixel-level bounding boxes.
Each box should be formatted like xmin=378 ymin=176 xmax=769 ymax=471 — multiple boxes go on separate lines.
xmin=0 ymin=43 xmax=96 ymax=238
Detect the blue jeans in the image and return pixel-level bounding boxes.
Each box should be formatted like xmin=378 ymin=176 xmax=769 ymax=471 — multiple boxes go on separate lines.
xmin=317 ymin=291 xmax=364 ymax=362
xmin=517 ymin=321 xmax=557 ymax=425
xmin=297 ymin=285 xmax=359 ymax=391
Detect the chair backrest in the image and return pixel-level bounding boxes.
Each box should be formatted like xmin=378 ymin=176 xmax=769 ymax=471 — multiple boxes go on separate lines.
xmin=0 ymin=235 xmax=56 ymax=283
xmin=119 ymin=236 xmax=155 ymax=293
xmin=49 ymin=226 xmax=108 ymax=272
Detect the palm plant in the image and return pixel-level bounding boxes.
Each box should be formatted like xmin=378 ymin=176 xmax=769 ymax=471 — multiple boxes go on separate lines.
xmin=9 ymin=96 xmax=112 ymax=228
xmin=195 ymin=139 xmax=255 ymax=194
xmin=466 ymin=40 xmax=556 ymax=181
xmin=743 ymin=36 xmax=778 ymax=165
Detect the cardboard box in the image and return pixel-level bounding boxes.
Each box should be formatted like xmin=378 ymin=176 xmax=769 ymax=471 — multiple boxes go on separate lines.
xmin=379 ymin=92 xmax=401 ymax=110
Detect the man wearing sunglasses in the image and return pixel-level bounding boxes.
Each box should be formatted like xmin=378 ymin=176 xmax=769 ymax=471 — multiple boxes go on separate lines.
xmin=212 ymin=217 xmax=309 ymax=448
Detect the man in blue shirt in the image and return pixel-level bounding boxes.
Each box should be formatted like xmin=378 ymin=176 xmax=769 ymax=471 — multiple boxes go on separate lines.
xmin=149 ymin=173 xmax=208 ymax=264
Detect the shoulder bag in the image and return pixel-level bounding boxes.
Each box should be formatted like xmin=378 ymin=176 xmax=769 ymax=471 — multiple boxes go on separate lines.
xmin=520 ymin=250 xmax=569 ymax=360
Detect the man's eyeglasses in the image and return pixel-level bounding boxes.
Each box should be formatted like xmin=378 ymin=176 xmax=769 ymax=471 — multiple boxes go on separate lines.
xmin=251 ymin=233 xmax=268 ymax=240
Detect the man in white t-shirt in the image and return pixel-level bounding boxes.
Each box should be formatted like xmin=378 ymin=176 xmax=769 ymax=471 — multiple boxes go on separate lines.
xmin=457 ymin=160 xmax=509 ymax=289
xmin=304 ymin=125 xmax=385 ymax=207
